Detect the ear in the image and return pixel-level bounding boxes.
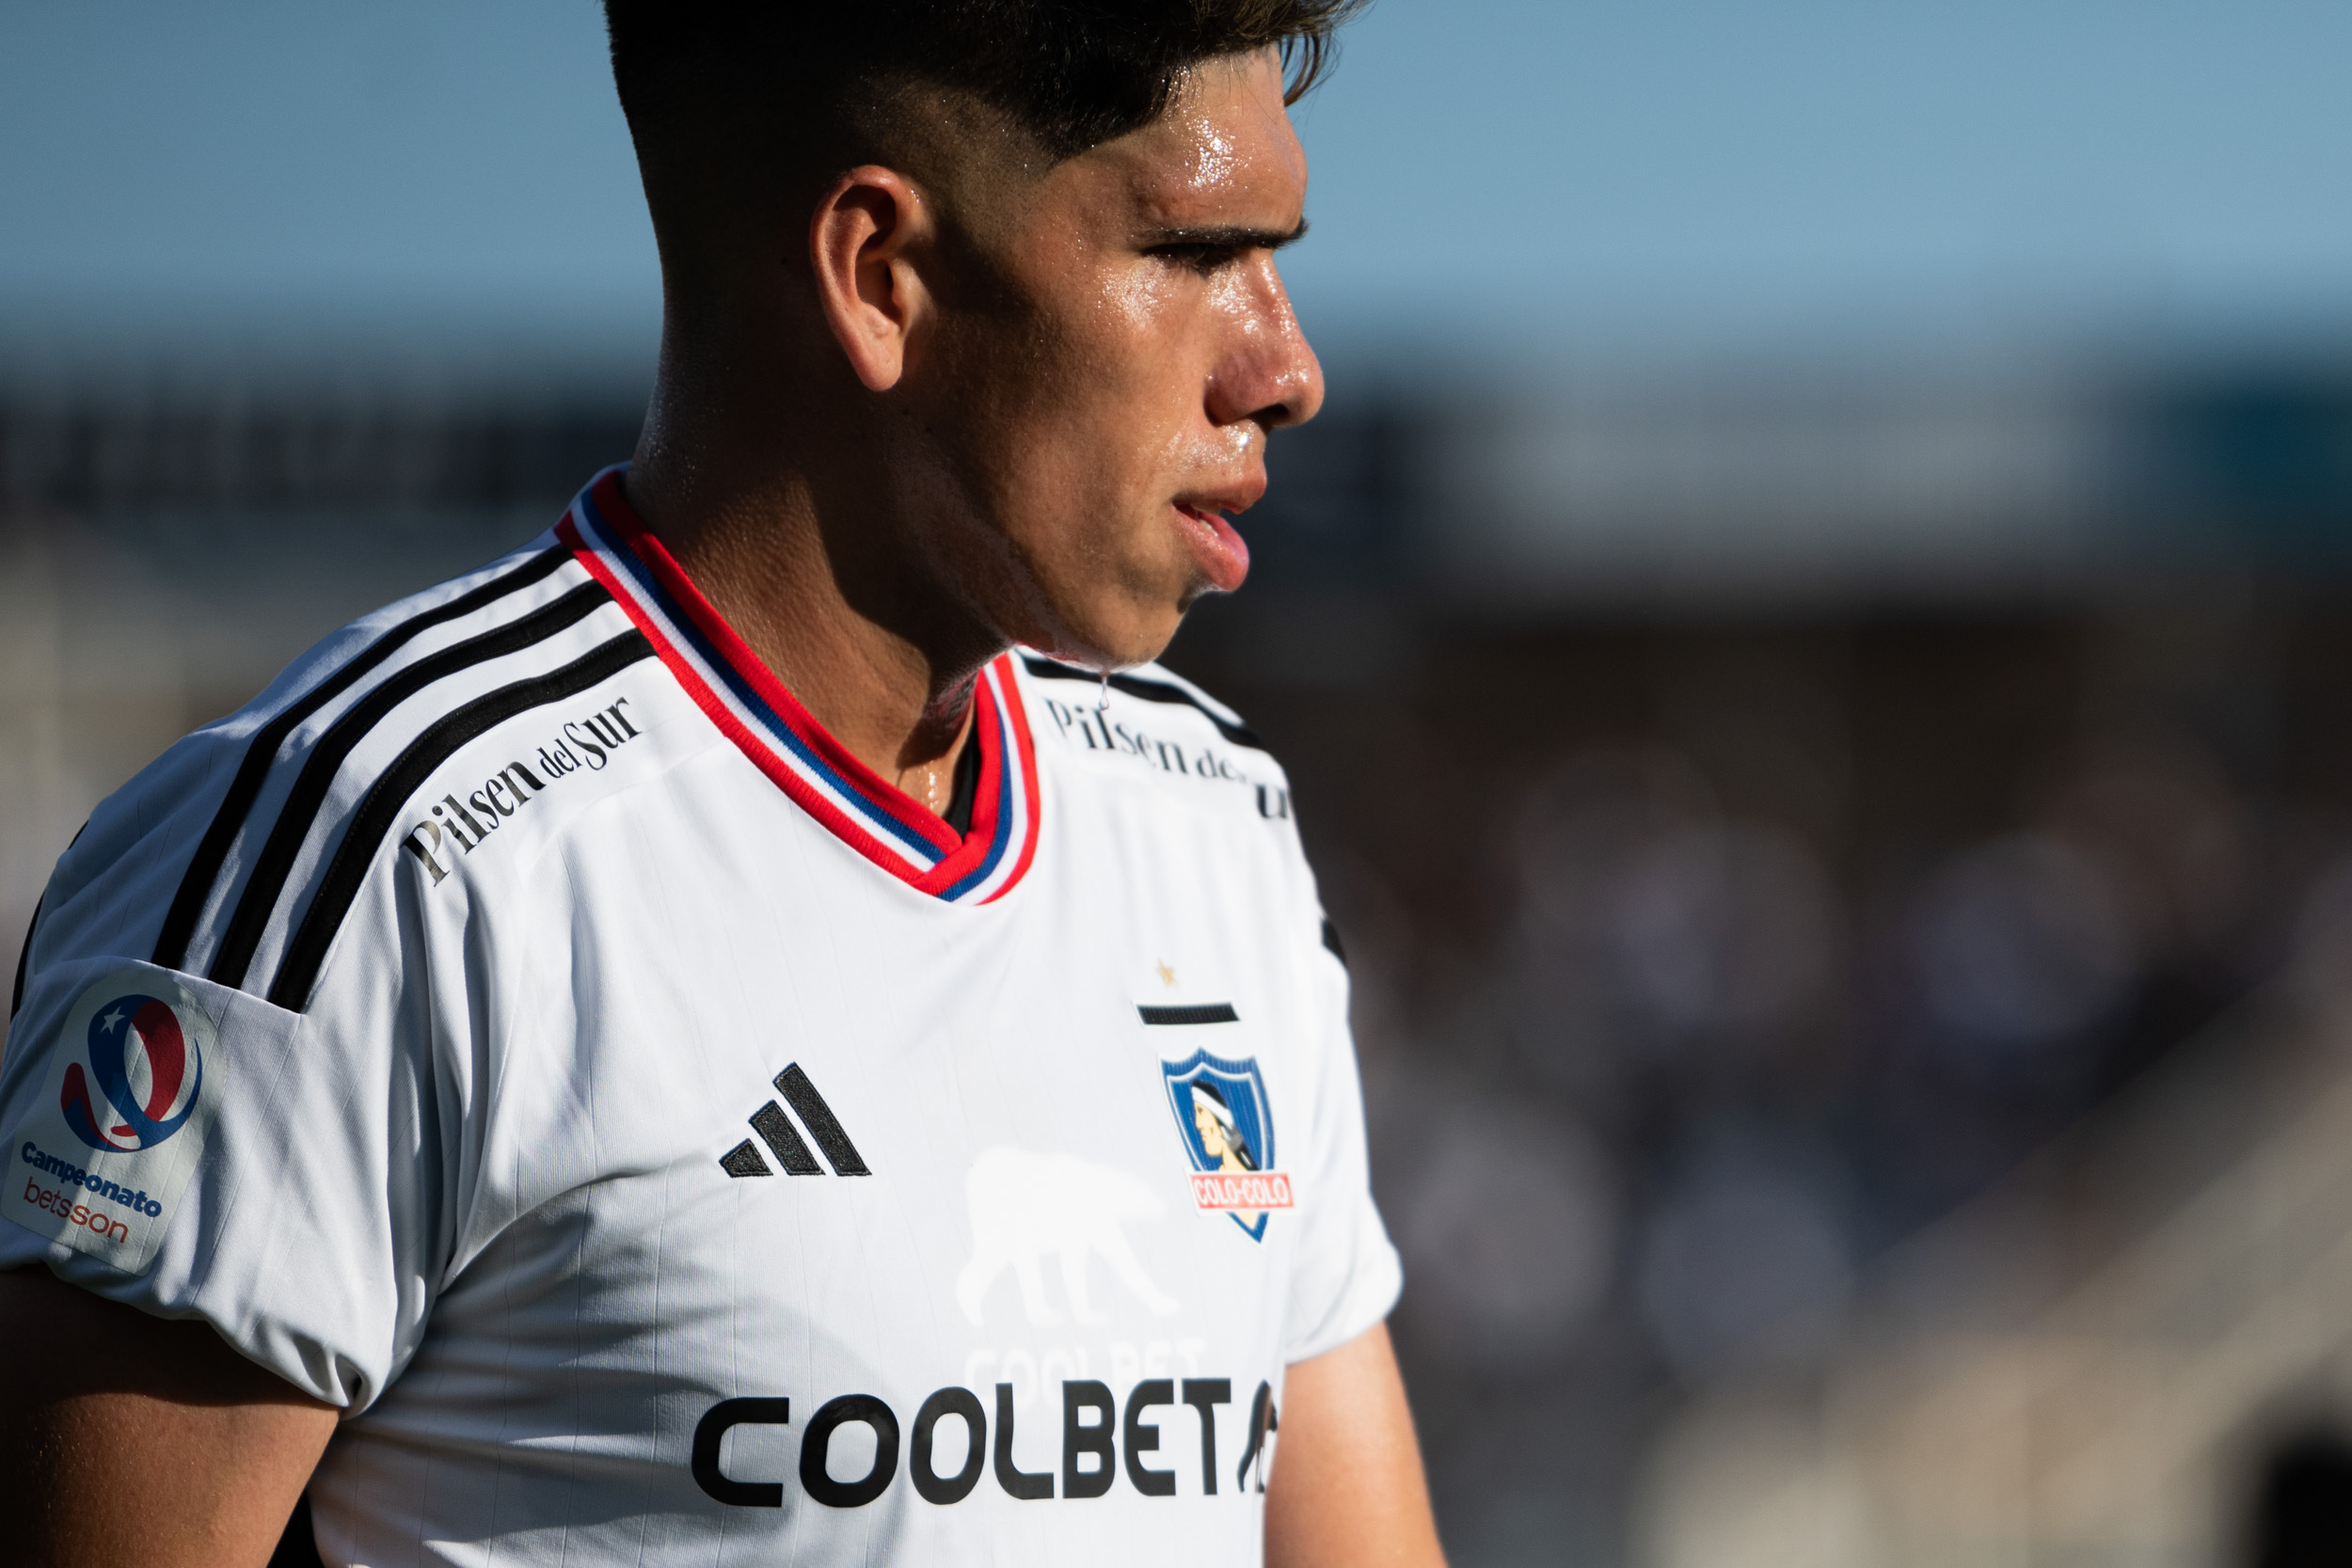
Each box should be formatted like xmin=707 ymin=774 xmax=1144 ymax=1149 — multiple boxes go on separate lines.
xmin=808 ymin=166 xmax=936 ymax=393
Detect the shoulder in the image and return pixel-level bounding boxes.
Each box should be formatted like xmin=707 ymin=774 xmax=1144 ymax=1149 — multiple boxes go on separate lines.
xmin=1011 ymin=651 xmax=1295 ymax=823
xmin=21 ymin=530 xmax=667 ymax=1015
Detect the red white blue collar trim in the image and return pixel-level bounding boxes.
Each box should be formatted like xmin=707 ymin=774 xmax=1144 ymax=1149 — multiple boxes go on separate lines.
xmin=559 ymin=467 xmax=1041 ymax=905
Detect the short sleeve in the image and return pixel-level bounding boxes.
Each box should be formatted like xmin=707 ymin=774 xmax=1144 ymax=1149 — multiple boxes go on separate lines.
xmin=1278 ymin=910 xmax=1404 ymax=1365
xmin=0 ymin=951 xmax=449 ymax=1412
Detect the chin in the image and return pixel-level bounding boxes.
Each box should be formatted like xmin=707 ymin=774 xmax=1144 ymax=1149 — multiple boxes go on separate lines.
xmin=1045 ymin=626 xmax=1180 ymax=673
xmin=1009 ymin=529 xmax=1208 ymax=669
xmin=1025 ymin=594 xmax=1187 ymax=673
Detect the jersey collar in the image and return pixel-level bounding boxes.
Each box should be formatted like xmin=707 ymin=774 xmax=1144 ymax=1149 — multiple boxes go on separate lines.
xmin=559 ymin=467 xmax=1041 ymax=905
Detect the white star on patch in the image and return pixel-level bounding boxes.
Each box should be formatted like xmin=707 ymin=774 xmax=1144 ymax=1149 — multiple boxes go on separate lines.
xmin=99 ymin=1006 xmax=127 ymax=1034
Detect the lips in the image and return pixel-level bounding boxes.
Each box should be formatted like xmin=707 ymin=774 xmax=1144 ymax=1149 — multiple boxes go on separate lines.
xmin=1173 ymin=501 xmax=1251 ymax=593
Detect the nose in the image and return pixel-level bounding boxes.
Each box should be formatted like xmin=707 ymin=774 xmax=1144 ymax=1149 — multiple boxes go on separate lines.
xmin=1206 ymin=257 xmax=1326 ymax=435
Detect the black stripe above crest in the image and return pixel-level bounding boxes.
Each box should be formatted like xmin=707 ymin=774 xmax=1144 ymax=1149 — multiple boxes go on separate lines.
xmin=1138 ymin=1003 xmax=1241 ymax=1026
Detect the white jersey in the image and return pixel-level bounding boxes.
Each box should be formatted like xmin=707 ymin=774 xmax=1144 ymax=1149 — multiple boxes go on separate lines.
xmin=0 ymin=469 xmax=1400 ymax=1567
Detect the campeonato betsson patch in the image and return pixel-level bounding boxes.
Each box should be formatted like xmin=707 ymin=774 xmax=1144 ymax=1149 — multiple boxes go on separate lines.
xmin=3 ymin=969 xmax=220 ymax=1275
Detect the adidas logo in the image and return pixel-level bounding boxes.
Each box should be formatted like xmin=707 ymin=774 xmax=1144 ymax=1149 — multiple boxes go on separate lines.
xmin=720 ymin=1064 xmax=870 ymax=1179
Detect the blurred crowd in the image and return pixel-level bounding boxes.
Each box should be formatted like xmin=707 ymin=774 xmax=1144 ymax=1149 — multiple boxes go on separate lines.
xmin=1173 ymin=590 xmax=2352 ymax=1563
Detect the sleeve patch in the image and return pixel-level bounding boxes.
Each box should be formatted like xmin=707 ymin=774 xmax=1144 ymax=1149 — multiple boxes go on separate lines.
xmin=2 ymin=969 xmax=222 ymax=1275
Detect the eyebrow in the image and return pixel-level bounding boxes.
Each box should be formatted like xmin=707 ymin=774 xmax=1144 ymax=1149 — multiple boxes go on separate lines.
xmin=1144 ymin=219 xmax=1310 ymax=252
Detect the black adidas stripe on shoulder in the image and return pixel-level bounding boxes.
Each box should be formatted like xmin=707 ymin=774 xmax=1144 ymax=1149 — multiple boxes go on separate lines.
xmin=153 ymin=545 xmax=574 ymax=973
xmin=269 ymin=629 xmax=655 ymax=1011
xmin=1017 ymin=656 xmax=1266 ymax=752
xmin=15 ymin=818 xmax=87 ymax=1021
xmin=207 ymin=578 xmax=614 ymax=993
xmin=9 ymin=889 xmax=40 ymax=1022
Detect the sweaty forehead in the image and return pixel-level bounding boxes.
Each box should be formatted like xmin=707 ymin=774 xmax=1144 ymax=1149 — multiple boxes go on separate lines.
xmin=1091 ymin=54 xmax=1307 ymax=230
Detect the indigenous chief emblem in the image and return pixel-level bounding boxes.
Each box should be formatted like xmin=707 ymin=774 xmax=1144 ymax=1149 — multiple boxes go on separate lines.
xmin=63 ymin=994 xmax=204 ymax=1153
xmin=1160 ymin=1051 xmax=1292 ymax=1242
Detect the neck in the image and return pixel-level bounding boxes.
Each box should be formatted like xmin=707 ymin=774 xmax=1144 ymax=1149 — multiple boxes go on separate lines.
xmin=620 ymin=322 xmax=1003 ymax=802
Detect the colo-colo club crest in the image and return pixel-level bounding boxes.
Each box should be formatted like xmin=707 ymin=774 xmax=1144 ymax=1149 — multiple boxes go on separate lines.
xmin=1161 ymin=1051 xmax=1292 ymax=1241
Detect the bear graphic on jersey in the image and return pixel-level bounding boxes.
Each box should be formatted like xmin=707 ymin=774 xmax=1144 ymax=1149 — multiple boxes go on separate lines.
xmin=955 ymin=1148 xmax=1183 ymax=1327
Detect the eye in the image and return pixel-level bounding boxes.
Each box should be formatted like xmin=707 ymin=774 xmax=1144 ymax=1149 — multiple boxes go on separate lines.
xmin=1149 ymin=243 xmax=1244 ymax=277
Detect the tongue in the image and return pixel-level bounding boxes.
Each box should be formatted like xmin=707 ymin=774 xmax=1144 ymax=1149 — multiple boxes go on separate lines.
xmin=1180 ymin=505 xmax=1250 ymax=593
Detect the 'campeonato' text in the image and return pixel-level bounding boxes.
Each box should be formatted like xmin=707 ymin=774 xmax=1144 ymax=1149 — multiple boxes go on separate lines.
xmin=20 ymin=1141 xmax=158 ymax=1245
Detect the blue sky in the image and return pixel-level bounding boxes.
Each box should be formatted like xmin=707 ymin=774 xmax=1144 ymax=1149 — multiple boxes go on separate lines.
xmin=7 ymin=2 xmax=2352 ymax=366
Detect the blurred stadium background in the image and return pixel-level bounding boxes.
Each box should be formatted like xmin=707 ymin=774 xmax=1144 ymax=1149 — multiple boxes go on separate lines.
xmin=11 ymin=4 xmax=2352 ymax=1564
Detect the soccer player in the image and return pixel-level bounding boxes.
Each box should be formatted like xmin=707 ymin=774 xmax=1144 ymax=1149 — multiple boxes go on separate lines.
xmin=0 ymin=4 xmax=1443 ymax=1565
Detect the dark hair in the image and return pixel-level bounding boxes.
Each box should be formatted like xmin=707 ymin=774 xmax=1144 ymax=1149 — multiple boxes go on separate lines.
xmin=603 ymin=0 xmax=1366 ymax=177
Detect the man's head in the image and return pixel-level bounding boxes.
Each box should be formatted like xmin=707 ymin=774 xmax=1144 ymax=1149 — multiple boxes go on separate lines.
xmin=604 ymin=2 xmax=1358 ymax=672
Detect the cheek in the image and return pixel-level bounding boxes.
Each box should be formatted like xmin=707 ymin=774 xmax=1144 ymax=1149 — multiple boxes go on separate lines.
xmin=994 ymin=299 xmax=1188 ymax=525
xmin=932 ymin=259 xmax=1226 ymax=639
xmin=996 ymin=423 xmax=1147 ymax=536
xmin=1099 ymin=255 xmax=1187 ymax=336
xmin=1086 ymin=265 xmax=1217 ymax=433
